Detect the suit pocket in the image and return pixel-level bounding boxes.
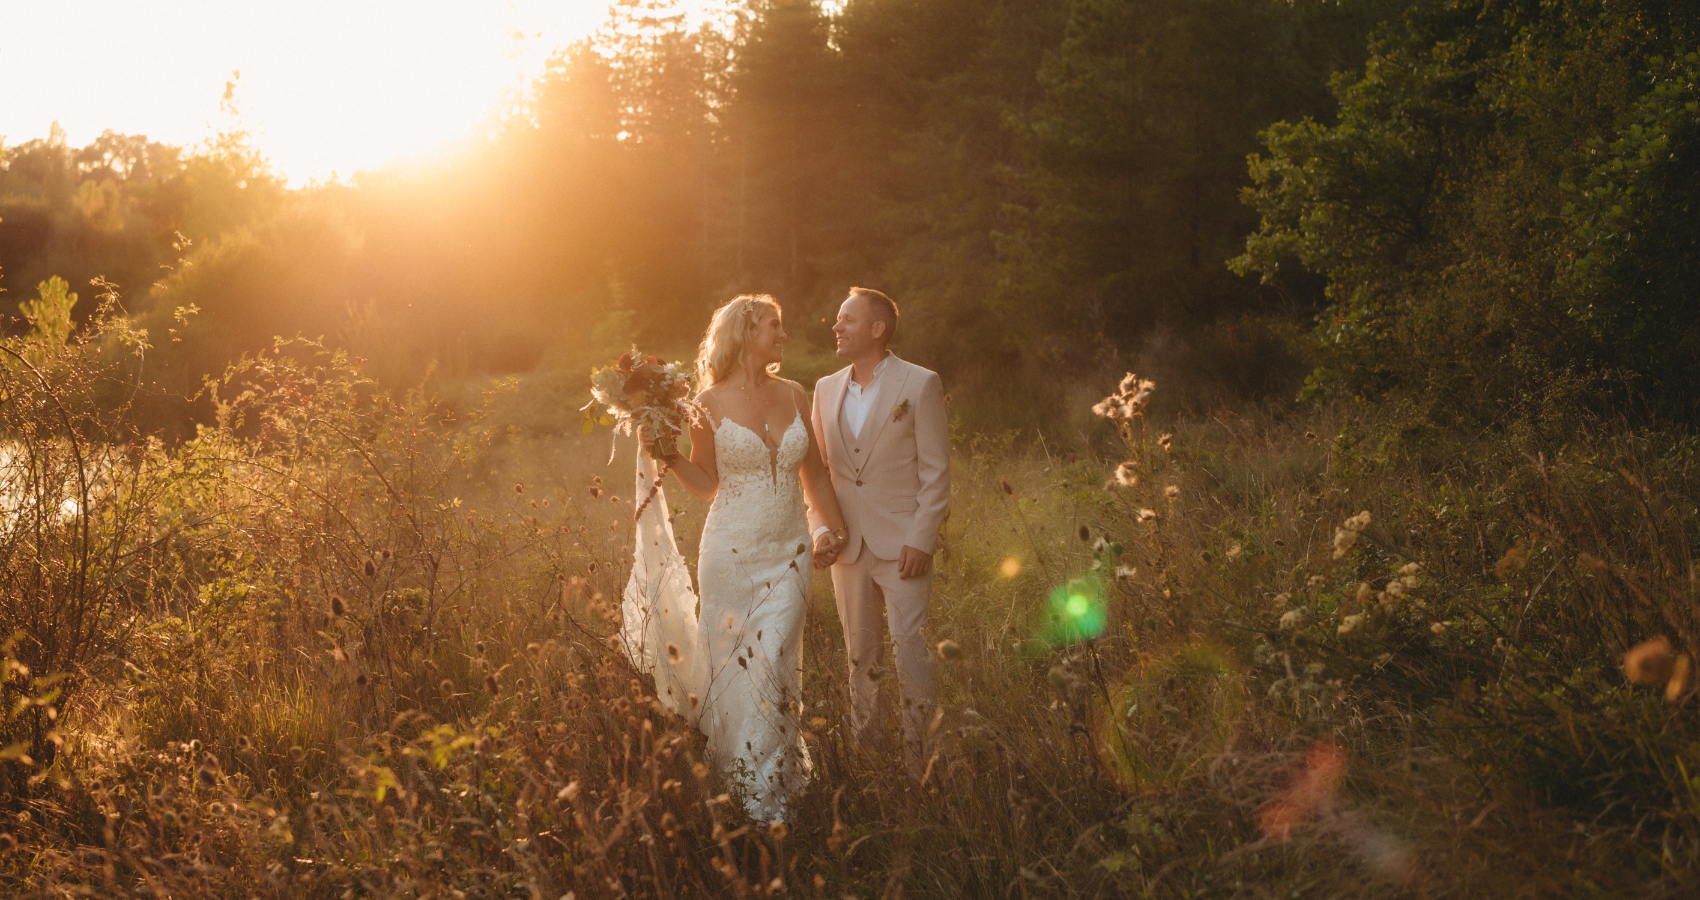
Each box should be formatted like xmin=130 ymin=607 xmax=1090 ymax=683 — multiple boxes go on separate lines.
xmin=874 ymin=489 xmax=919 ymax=514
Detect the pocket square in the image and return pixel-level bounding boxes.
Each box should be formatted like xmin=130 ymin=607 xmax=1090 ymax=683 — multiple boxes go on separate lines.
xmin=891 ymin=399 xmax=912 ymax=422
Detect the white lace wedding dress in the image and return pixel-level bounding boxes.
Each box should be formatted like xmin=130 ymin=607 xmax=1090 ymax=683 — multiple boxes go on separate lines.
xmin=621 ymin=411 xmax=813 ymax=822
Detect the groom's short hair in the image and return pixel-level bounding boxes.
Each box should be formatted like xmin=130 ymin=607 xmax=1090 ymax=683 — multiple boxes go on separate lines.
xmin=850 ymin=287 xmax=898 ymax=344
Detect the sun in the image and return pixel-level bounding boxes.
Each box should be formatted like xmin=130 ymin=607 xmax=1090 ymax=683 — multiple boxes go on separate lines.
xmin=0 ymin=0 xmax=738 ymax=186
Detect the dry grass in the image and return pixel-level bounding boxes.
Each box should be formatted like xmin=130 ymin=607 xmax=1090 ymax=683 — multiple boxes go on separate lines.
xmin=4 ymin=320 xmax=1700 ymax=897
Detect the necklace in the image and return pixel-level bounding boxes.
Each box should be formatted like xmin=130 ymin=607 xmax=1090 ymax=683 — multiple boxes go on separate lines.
xmin=738 ymin=374 xmax=771 ymax=432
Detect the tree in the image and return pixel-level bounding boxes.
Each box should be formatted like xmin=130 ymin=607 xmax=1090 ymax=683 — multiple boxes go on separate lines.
xmin=1234 ymin=0 xmax=1700 ymax=416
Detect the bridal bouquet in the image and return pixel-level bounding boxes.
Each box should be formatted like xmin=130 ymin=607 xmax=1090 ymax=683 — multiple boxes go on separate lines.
xmin=584 ymin=349 xmax=697 ymax=520
xmin=583 ymin=349 xmax=696 ymax=459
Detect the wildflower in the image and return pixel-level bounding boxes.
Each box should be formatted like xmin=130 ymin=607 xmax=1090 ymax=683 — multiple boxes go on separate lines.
xmin=381 ymin=548 xmax=393 ymax=560
xmin=1385 ymin=580 xmax=1405 ymax=599
xmin=1272 ymin=592 xmax=1291 ymax=609
xmin=1305 ymin=431 xmax=1317 ymax=440
xmin=1226 ymin=543 xmax=1243 ymax=561
xmin=1000 ymin=477 xmax=1014 ymax=495
xmin=558 ymin=781 xmax=581 ymax=802
xmin=688 ymin=694 xmax=700 ymax=712
xmin=362 ymin=558 xmax=377 ymax=578
xmin=329 ymin=595 xmax=346 ymax=618
xmin=1338 ymin=614 xmax=1365 ymax=637
xmin=514 ymin=482 xmax=525 ymax=494
xmin=1624 ymin=636 xmax=1675 ymax=686
xmin=589 ymin=486 xmax=602 ymax=499
xmin=1112 ymin=461 xmax=1138 ymax=488
xmin=331 ymin=639 xmax=349 ymax=664
xmin=1092 ymin=536 xmax=1111 ymax=555
xmin=1077 ymin=524 xmax=1091 ymax=542
xmin=666 ymin=642 xmax=682 ymax=663
xmin=1398 ymin=562 xmax=1422 ymax=576
xmin=1092 ymin=373 xmax=1156 ymax=419
xmin=610 ymin=495 xmax=621 ymax=504
xmin=1164 ymin=485 xmax=1180 ymax=500
xmin=1158 ymin=433 xmax=1173 ymax=451
xmin=439 ymin=679 xmax=455 ymax=695
xmin=1332 ymin=510 xmax=1371 ymax=559
xmin=1114 ymin=565 xmax=1136 ymax=581
xmin=1279 ymin=607 xmax=1309 ymax=630
xmin=355 ymin=672 xmax=369 ymax=687
xmin=1307 ymin=576 xmax=1325 ymax=588
xmin=485 ymin=673 xmax=501 ymax=696
xmin=527 ymin=642 xmax=543 ymax=656
xmin=1666 ymin=655 xmax=1693 ymax=703
xmin=1136 ymin=508 xmax=1157 ymax=523
xmin=769 ymin=822 xmax=790 ymax=840
xmin=197 ymin=766 xmax=219 ymax=786
xmin=1429 ymin=621 xmax=1449 ymax=635
xmin=936 ymin=639 xmax=962 ymax=660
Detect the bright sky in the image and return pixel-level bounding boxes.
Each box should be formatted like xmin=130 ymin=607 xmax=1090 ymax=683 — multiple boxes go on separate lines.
xmin=1 ymin=1 xmax=724 ymax=186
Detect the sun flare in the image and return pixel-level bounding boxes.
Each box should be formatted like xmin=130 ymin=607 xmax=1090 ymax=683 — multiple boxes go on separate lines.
xmin=2 ymin=0 xmax=733 ymax=186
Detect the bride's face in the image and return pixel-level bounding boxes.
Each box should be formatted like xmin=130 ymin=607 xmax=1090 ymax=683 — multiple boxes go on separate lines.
xmin=745 ymin=307 xmax=787 ymax=368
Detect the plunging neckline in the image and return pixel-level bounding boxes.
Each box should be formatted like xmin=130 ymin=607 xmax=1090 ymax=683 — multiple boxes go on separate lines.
xmin=716 ymin=409 xmax=801 ymax=454
xmin=715 ymin=411 xmax=803 ymax=485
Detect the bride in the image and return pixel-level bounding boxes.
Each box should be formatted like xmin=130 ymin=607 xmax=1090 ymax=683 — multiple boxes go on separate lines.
xmin=622 ymin=294 xmax=848 ymax=823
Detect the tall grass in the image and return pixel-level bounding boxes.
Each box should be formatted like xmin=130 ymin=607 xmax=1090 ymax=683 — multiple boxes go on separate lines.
xmin=3 ymin=310 xmax=1699 ymax=897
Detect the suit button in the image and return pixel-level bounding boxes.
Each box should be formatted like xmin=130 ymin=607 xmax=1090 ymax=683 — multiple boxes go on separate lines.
xmin=855 ymin=479 xmax=863 ymax=486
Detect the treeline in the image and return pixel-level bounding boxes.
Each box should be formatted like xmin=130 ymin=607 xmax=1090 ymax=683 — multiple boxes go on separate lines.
xmin=3 ymin=0 xmax=1697 ymax=435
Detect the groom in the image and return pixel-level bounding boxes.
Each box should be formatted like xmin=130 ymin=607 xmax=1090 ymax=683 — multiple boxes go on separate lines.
xmin=808 ymin=287 xmax=951 ymax=768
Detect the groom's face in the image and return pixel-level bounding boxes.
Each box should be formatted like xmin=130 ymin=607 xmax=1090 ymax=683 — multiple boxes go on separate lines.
xmin=833 ymin=295 xmax=880 ymax=359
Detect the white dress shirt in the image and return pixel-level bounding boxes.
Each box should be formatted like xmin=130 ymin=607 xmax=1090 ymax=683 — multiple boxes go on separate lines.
xmin=841 ymin=352 xmax=892 ymax=439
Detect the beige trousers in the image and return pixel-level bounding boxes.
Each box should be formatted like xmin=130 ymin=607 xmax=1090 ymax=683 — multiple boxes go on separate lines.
xmin=831 ymin=540 xmax=937 ymax=760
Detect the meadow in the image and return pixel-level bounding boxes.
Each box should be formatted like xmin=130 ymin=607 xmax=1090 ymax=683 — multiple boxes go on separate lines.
xmin=3 ymin=302 xmax=1698 ymax=899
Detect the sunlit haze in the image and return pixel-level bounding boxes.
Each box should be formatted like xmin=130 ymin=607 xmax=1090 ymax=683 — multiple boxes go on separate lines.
xmin=1 ymin=1 xmax=726 ymax=186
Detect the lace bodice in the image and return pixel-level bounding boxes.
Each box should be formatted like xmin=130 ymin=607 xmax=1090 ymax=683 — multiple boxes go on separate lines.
xmin=710 ymin=412 xmax=809 ymax=519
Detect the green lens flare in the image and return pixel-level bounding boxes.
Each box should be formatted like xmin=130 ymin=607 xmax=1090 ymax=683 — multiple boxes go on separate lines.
xmin=1043 ymin=576 xmax=1106 ymax=645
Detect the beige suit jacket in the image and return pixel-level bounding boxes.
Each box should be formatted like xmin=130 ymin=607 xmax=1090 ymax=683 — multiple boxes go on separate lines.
xmin=809 ymin=356 xmax=950 ymax=565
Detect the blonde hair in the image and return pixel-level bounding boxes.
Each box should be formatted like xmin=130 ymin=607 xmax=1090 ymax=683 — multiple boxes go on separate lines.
xmin=696 ymin=294 xmax=782 ymax=389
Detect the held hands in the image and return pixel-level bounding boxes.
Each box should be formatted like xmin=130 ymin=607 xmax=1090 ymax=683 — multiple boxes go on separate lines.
xmin=812 ymin=529 xmax=847 ymax=569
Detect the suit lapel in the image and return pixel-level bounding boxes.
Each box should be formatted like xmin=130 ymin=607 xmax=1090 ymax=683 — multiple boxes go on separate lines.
xmin=852 ymin=358 xmax=911 ymax=476
xmin=824 ymin=368 xmax=854 ymax=470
